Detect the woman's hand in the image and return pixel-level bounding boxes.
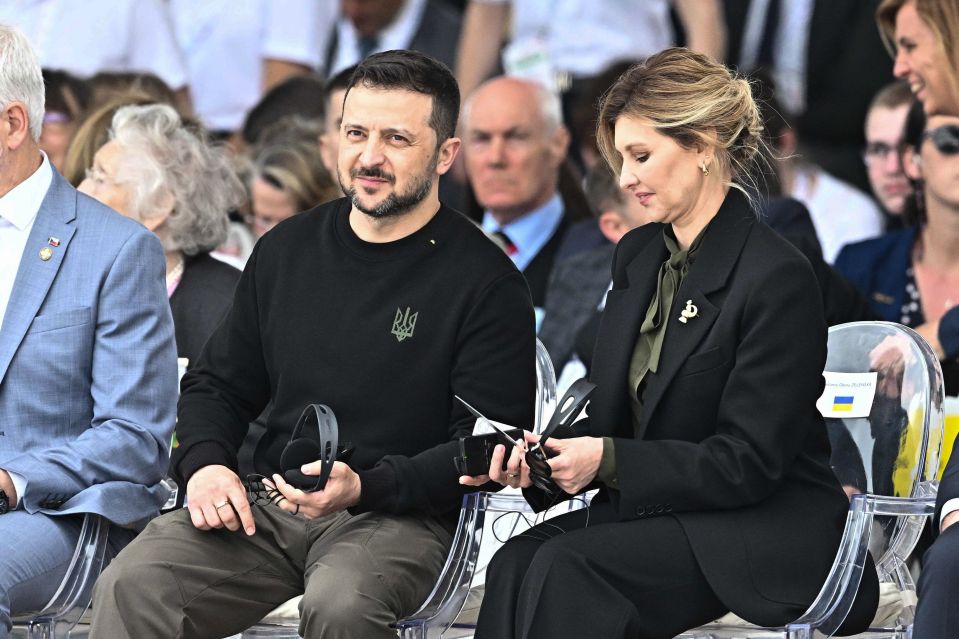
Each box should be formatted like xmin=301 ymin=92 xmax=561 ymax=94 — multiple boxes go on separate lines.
xmin=459 ymin=440 xmax=532 ymax=490
xmin=539 ymin=435 xmax=604 ymax=495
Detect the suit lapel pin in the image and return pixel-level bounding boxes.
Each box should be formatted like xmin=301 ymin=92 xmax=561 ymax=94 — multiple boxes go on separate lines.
xmin=678 ymin=299 xmax=698 ymax=324
xmin=48 ymin=236 xmax=60 ymax=247
xmin=39 ymin=247 xmax=53 ymax=261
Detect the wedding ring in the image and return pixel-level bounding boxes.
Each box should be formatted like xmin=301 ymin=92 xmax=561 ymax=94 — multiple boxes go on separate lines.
xmin=506 ymin=473 xmax=519 ymax=478
xmin=214 ymin=500 xmax=230 ymax=509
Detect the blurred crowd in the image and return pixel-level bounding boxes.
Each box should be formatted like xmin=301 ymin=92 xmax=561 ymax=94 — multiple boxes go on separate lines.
xmin=0 ymin=0 xmax=947 ymax=377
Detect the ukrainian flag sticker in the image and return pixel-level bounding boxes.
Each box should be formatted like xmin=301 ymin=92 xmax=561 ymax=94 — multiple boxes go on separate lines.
xmin=832 ymin=396 xmax=855 ymax=412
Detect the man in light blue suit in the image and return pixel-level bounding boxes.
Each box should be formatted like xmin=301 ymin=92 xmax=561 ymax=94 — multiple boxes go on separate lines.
xmin=0 ymin=25 xmax=177 ymax=637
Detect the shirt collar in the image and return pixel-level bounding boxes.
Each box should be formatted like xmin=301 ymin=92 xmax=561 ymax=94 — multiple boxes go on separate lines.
xmin=336 ymin=0 xmax=427 ymax=61
xmin=482 ymin=193 xmax=564 ymax=271
xmin=0 ymin=152 xmax=53 ymax=230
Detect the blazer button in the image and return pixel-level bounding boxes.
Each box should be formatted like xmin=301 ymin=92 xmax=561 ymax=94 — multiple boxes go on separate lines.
xmin=655 ymin=504 xmax=665 ymax=514
xmin=665 ymin=504 xmax=673 ymax=512
xmin=635 ymin=506 xmax=646 ymax=516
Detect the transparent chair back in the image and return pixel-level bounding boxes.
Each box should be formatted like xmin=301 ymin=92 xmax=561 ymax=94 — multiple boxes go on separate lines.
xmin=677 ymin=321 xmax=944 ymax=639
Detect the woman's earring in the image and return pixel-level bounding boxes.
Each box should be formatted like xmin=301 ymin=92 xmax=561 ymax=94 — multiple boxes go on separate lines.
xmin=700 ymin=161 xmax=710 ymax=176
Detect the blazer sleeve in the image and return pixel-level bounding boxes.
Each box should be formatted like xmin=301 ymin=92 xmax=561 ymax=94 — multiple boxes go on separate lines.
xmin=609 ymin=257 xmax=830 ymax=520
xmin=3 ymin=230 xmax=178 ymax=509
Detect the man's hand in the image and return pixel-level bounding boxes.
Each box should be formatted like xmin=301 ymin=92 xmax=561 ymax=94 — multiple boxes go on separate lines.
xmin=186 ymin=465 xmax=255 ymax=535
xmin=268 ymin=461 xmax=361 ymax=519
xmin=0 ymin=469 xmax=18 ymax=509
xmin=543 ymin=436 xmax=604 ymax=495
xmin=942 ymin=510 xmax=959 ymax=533
xmin=460 ymin=441 xmax=532 ymax=489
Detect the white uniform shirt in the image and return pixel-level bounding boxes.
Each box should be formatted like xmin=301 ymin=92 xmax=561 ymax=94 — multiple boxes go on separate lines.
xmin=170 ymin=0 xmax=336 ymax=131
xmin=473 ymin=0 xmax=674 ymax=77
xmin=0 ymin=0 xmax=188 ymax=90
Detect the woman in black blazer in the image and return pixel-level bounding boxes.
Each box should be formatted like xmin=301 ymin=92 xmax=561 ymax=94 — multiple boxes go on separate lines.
xmin=466 ymin=49 xmax=879 ymax=639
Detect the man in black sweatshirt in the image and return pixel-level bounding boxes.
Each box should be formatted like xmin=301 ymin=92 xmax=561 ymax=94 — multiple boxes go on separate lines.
xmin=91 ymin=50 xmax=536 ymax=639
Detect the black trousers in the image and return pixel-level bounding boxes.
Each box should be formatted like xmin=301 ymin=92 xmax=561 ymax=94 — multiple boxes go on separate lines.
xmin=474 ymin=500 xmax=728 ymax=639
xmin=913 ymin=523 xmax=959 ymax=638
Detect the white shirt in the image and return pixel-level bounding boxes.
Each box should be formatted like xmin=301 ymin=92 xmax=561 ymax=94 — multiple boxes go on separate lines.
xmin=473 ymin=0 xmax=673 ymax=78
xmin=170 ymin=0 xmax=335 ymax=131
xmin=0 ymin=153 xmax=53 ymax=332
xmin=0 ymin=0 xmax=188 ymax=90
xmin=789 ymin=166 xmax=884 ymax=264
xmin=0 ymin=153 xmax=52 ymax=507
xmin=329 ymin=0 xmax=427 ymax=76
xmin=481 ymin=194 xmax=564 ymax=273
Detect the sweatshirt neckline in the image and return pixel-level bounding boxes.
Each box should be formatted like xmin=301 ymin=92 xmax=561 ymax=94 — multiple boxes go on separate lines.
xmin=333 ymin=198 xmax=452 ymax=262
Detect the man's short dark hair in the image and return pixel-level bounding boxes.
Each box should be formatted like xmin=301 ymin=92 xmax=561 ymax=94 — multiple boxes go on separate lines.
xmin=584 ymin=163 xmax=626 ymax=217
xmin=346 ymin=50 xmax=459 ymax=145
xmin=327 ymin=64 xmax=357 ymax=94
xmin=242 ymin=74 xmax=326 ymax=145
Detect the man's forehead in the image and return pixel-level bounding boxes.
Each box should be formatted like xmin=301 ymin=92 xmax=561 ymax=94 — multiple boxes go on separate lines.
xmin=343 ymin=86 xmax=433 ymax=128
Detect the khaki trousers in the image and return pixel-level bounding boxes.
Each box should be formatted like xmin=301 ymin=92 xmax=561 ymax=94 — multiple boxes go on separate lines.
xmin=90 ymin=503 xmax=451 ymax=639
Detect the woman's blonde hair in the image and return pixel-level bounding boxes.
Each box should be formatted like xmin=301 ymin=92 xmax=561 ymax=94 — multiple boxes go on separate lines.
xmin=251 ymin=140 xmax=340 ymax=213
xmin=877 ymin=0 xmax=959 ymax=105
xmin=595 ymin=48 xmax=767 ymax=208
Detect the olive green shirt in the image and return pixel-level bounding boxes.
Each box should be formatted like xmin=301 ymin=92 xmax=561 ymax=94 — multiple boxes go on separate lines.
xmin=597 ymin=225 xmax=709 ymax=487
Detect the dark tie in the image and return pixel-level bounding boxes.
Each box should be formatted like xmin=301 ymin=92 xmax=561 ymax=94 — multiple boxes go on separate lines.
xmin=757 ymin=0 xmax=781 ymax=69
xmin=494 ymin=230 xmax=518 ymax=257
xmin=358 ymin=35 xmax=379 ymax=60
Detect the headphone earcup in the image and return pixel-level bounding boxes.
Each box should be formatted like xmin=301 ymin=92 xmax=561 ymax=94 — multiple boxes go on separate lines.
xmin=281 ymin=438 xmax=320 ymax=473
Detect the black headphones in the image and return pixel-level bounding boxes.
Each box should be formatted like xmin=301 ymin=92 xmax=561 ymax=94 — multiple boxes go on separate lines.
xmin=280 ymin=404 xmax=341 ymax=492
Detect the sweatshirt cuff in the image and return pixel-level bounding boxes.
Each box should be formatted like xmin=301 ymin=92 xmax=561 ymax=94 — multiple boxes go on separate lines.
xmin=348 ymin=463 xmax=398 ymax=515
xmin=174 ymin=441 xmax=236 ymax=486
xmin=597 ymin=437 xmax=619 ymax=488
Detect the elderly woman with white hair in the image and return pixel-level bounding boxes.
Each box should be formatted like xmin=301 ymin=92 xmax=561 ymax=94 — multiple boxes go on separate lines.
xmin=80 ymin=103 xmax=245 ymax=367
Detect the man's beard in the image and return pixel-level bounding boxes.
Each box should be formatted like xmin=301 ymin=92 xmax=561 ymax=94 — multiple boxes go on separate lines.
xmin=340 ymin=154 xmax=437 ymax=219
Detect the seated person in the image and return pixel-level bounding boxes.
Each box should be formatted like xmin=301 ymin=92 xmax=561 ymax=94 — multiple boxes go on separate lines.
xmin=78 ymin=103 xmax=246 ymax=368
xmin=0 ymin=26 xmax=177 ymax=637
xmin=836 ymin=102 xmax=959 ymax=396
xmin=89 ymin=50 xmax=535 ymax=639
xmin=463 ymin=48 xmax=880 ymax=639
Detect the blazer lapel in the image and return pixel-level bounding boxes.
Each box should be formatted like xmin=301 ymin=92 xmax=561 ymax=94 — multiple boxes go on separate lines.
xmin=0 ymin=173 xmax=77 ymax=384
xmin=588 ymin=227 xmax=666 ymax=437
xmin=637 ymin=190 xmax=756 ymax=434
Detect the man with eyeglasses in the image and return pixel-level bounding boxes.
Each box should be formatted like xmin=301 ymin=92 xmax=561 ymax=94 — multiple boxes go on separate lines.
xmin=862 ymin=81 xmax=914 ymax=227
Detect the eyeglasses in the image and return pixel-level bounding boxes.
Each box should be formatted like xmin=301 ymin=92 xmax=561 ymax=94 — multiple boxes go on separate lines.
xmin=862 ymin=142 xmax=901 ymax=165
xmin=83 ymin=166 xmax=122 ymax=188
xmin=922 ymin=125 xmax=959 ymax=155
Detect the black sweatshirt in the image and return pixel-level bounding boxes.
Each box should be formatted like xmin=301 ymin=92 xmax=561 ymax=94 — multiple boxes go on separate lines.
xmin=174 ymin=198 xmax=536 ymax=518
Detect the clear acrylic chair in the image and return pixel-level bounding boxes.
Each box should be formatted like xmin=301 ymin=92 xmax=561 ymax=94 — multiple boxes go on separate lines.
xmin=9 ymin=513 xmax=110 ymax=639
xmin=675 ymin=321 xmax=945 ymax=639
xmin=241 ymin=339 xmax=565 ymax=639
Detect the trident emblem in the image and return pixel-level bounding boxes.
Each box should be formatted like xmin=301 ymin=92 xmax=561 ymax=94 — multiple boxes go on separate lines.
xmin=678 ymin=299 xmax=698 ymax=324
xmin=391 ymin=307 xmax=418 ymax=342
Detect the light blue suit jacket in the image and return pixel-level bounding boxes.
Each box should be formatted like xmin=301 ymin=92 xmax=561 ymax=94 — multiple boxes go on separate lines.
xmin=0 ymin=169 xmax=177 ymax=529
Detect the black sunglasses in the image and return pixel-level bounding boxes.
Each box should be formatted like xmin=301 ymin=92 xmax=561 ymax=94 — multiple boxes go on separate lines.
xmin=922 ymin=125 xmax=959 ymax=155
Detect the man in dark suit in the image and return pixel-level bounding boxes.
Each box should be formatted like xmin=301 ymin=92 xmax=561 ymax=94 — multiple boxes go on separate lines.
xmin=724 ymin=0 xmax=892 ymax=192
xmin=461 ymin=76 xmax=594 ymax=315
xmin=324 ymin=0 xmax=461 ymax=77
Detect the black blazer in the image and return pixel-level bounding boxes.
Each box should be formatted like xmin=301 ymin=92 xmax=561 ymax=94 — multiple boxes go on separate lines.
xmin=169 ymin=253 xmax=241 ymax=368
xmin=534 ymin=190 xmax=879 ymax=630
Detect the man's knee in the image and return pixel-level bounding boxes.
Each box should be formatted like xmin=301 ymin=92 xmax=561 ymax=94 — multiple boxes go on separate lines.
xmin=299 ymin=573 xmax=394 ymax=636
xmin=487 ymin=533 xmax=544 ymax=585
